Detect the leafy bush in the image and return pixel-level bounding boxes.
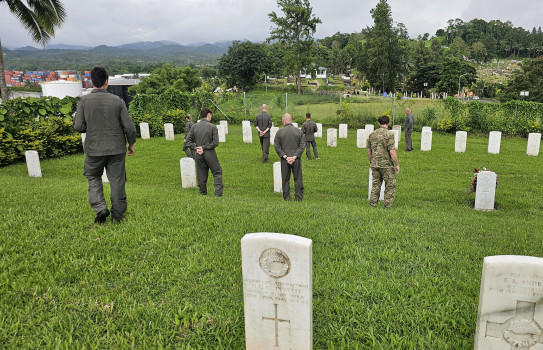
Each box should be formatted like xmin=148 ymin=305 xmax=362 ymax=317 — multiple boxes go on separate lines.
xmin=0 ymin=96 xmax=80 ymax=167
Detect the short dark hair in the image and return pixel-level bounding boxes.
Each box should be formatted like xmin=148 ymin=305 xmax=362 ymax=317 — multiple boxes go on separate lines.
xmin=378 ymin=115 xmax=390 ymax=125
xmin=91 ymin=67 xmax=108 ymax=88
xmin=200 ymin=108 xmax=212 ymax=119
xmin=306 ymin=113 xmax=311 ymax=118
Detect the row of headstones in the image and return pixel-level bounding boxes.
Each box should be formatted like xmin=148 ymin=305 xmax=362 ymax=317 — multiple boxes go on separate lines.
xmin=181 ymin=156 xmax=497 ymax=210
xmin=141 ymin=122 xmax=229 ymax=143
xmin=240 ymin=232 xmax=543 ymax=349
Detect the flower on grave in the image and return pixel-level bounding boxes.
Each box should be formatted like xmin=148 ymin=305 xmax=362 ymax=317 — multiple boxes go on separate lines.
xmin=470 ymin=167 xmax=499 ymax=192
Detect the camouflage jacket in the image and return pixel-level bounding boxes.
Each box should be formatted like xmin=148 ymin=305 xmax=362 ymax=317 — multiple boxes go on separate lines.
xmin=369 ymin=127 xmax=395 ymax=168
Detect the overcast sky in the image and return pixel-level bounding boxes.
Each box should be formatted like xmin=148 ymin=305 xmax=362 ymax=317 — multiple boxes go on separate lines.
xmin=1 ymin=0 xmax=542 ymax=48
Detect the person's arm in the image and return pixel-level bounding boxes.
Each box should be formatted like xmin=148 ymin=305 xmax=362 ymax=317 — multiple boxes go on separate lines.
xmin=120 ymin=102 xmax=137 ymax=147
xmin=367 ymin=148 xmax=372 ymax=163
xmin=73 ymin=99 xmax=86 ymax=132
xmin=389 ymin=149 xmax=400 ymax=173
xmin=294 ymin=131 xmax=305 ymax=158
xmin=255 ymin=117 xmax=261 ymax=133
xmin=201 ymin=126 xmax=219 ymax=150
xmin=274 ymin=132 xmax=286 ymax=159
xmin=185 ymin=128 xmax=195 ymax=150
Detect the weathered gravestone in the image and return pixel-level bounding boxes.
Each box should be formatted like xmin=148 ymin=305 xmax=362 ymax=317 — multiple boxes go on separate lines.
xmin=242 ymin=121 xmax=253 ymax=144
xmin=527 ymin=133 xmax=541 ymax=156
xmin=474 ymin=255 xmax=543 ymax=349
xmin=455 ymin=131 xmax=467 ymax=153
xmin=421 ymin=129 xmax=432 ymax=151
xmin=220 ymin=120 xmax=228 ymax=134
xmin=422 ymin=126 xmax=432 ymax=132
xmin=339 ymin=124 xmax=348 ymax=139
xmin=327 ymin=128 xmax=337 ymax=147
xmin=102 ymin=169 xmax=109 ymax=183
xmin=180 ymin=157 xmax=197 ymax=188
xmin=365 ymin=124 xmax=375 ymax=133
xmin=25 ymin=150 xmax=42 ymax=178
xmin=488 ymin=131 xmax=502 ymax=154
xmin=164 ymin=123 xmax=175 ymax=141
xmin=392 ymin=125 xmax=401 ymax=141
xmin=270 ymin=127 xmax=279 ymax=144
xmin=391 ymin=129 xmax=400 ymax=149
xmin=140 ymin=122 xmax=150 ymax=140
xmin=241 ymin=232 xmax=312 ymax=350
xmin=357 ymin=129 xmax=369 ymax=148
xmin=368 ymin=168 xmax=385 ymax=200
xmin=475 ymin=171 xmax=497 ymax=211
xmin=217 ymin=125 xmax=226 ymax=143
xmin=273 ymin=162 xmax=282 ymax=193
xmin=81 ymin=133 xmax=86 ymax=152
xmin=315 ymin=123 xmax=323 ymax=138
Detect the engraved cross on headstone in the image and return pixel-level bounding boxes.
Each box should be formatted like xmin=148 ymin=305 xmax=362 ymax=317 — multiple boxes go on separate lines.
xmin=262 ymin=303 xmax=290 ymax=348
xmin=485 ymin=301 xmax=543 ymax=349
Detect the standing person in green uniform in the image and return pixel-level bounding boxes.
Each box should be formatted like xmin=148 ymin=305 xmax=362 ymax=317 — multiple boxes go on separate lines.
xmin=183 ymin=114 xmax=195 ymax=158
xmin=367 ymin=115 xmax=400 ymax=208
xmin=73 ymin=67 xmax=137 ymax=223
xmin=301 ymin=112 xmax=319 ymax=160
xmin=403 ymin=108 xmax=414 ymax=151
xmin=254 ymin=104 xmax=273 ymax=163
xmin=274 ymin=113 xmax=305 ymax=201
xmin=185 ymin=108 xmax=223 ymax=197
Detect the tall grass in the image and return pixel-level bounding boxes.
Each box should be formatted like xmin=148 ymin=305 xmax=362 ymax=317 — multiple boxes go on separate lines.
xmin=1 ymin=126 xmax=542 ymax=349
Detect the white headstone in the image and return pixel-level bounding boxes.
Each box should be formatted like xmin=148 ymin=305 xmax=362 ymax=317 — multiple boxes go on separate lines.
xmin=421 ymin=130 xmax=432 ymax=151
xmin=220 ymin=120 xmax=229 ymax=134
xmin=474 ymin=255 xmax=543 ymax=349
xmin=368 ymin=168 xmax=385 ymax=200
xmin=475 ymin=171 xmax=497 ymax=210
xmin=455 ymin=131 xmax=467 ymax=153
xmin=391 ymin=129 xmax=400 ymax=149
xmin=241 ymin=232 xmax=312 ymax=350
xmin=527 ymin=133 xmax=541 ymax=156
xmin=81 ymin=133 xmax=86 ymax=144
xmin=217 ymin=125 xmax=226 ymax=143
xmin=488 ymin=131 xmax=501 ymax=154
xmin=164 ymin=123 xmax=175 ymax=141
xmin=25 ymin=150 xmax=42 ymax=178
xmin=339 ymin=124 xmax=348 ymax=139
xmin=273 ymin=162 xmax=282 ymax=193
xmin=102 ymin=169 xmax=109 ymax=183
xmin=356 ymin=129 xmax=369 ymax=148
xmin=270 ymin=126 xmax=279 ymax=144
xmin=180 ymin=157 xmax=197 ymax=188
xmin=315 ymin=123 xmax=322 ymax=138
xmin=422 ymin=126 xmax=432 ymax=132
xmin=292 ymin=122 xmax=298 ymax=128
xmin=242 ymin=121 xmax=252 ymax=144
xmin=197 ymin=119 xmax=201 ymax=123
xmin=327 ymin=128 xmax=337 ymax=147
xmin=140 ymin=122 xmax=150 ymax=140
xmin=392 ymin=125 xmax=401 ymax=142
xmin=365 ymin=124 xmax=375 ymax=133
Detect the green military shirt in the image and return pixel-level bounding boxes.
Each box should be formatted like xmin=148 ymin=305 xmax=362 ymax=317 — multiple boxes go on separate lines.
xmin=368 ymin=127 xmax=395 ymax=168
xmin=301 ymin=120 xmax=318 ymax=141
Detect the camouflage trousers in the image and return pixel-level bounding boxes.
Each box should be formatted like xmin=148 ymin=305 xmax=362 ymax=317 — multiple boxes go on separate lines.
xmin=370 ymin=167 xmax=396 ymax=208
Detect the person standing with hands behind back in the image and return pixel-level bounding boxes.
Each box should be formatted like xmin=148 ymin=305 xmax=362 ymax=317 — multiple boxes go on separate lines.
xmin=368 ymin=115 xmax=400 ymax=209
xmin=185 ymin=108 xmax=223 ymax=197
xmin=255 ymin=104 xmax=273 ymax=163
xmin=274 ymin=113 xmax=305 ymax=201
xmin=404 ymin=108 xmax=414 ymax=151
xmin=73 ymin=67 xmax=137 ymax=224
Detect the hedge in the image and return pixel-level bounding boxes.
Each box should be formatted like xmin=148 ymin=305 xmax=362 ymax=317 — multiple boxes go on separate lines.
xmin=0 ymin=96 xmax=80 ymax=167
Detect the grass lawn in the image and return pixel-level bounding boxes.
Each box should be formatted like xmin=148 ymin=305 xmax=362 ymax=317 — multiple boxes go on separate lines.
xmin=1 ymin=125 xmax=542 ymax=349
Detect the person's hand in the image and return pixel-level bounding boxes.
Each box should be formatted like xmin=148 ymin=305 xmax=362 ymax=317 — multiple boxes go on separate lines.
xmin=259 ymin=131 xmax=265 ymax=137
xmin=127 ymin=144 xmax=135 ymax=156
xmin=196 ymin=146 xmax=204 ymax=155
xmin=395 ymin=164 xmax=400 ymax=173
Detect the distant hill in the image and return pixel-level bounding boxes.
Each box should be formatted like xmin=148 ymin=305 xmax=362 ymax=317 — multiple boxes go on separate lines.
xmin=4 ymin=41 xmax=232 ymax=72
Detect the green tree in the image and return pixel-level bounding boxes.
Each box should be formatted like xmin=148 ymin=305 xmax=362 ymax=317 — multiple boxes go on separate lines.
xmin=435 ymin=56 xmax=476 ymax=94
xmin=360 ymin=0 xmax=406 ymax=92
xmin=0 ymin=0 xmax=67 ymax=102
xmin=268 ymin=0 xmax=321 ymax=95
xmin=217 ymin=41 xmax=268 ymax=90
xmin=129 ymin=64 xmax=201 ymax=95
xmin=499 ymin=57 xmax=543 ymax=102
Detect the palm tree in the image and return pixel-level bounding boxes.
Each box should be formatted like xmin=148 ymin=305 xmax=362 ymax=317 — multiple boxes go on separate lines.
xmin=0 ymin=0 xmax=66 ymax=102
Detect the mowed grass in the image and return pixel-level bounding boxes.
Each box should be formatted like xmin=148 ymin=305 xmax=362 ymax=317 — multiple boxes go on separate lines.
xmin=1 ymin=125 xmax=542 ymax=349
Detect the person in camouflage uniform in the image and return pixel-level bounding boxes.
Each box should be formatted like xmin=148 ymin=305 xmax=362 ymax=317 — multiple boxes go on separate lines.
xmin=367 ymin=115 xmax=400 ymax=208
